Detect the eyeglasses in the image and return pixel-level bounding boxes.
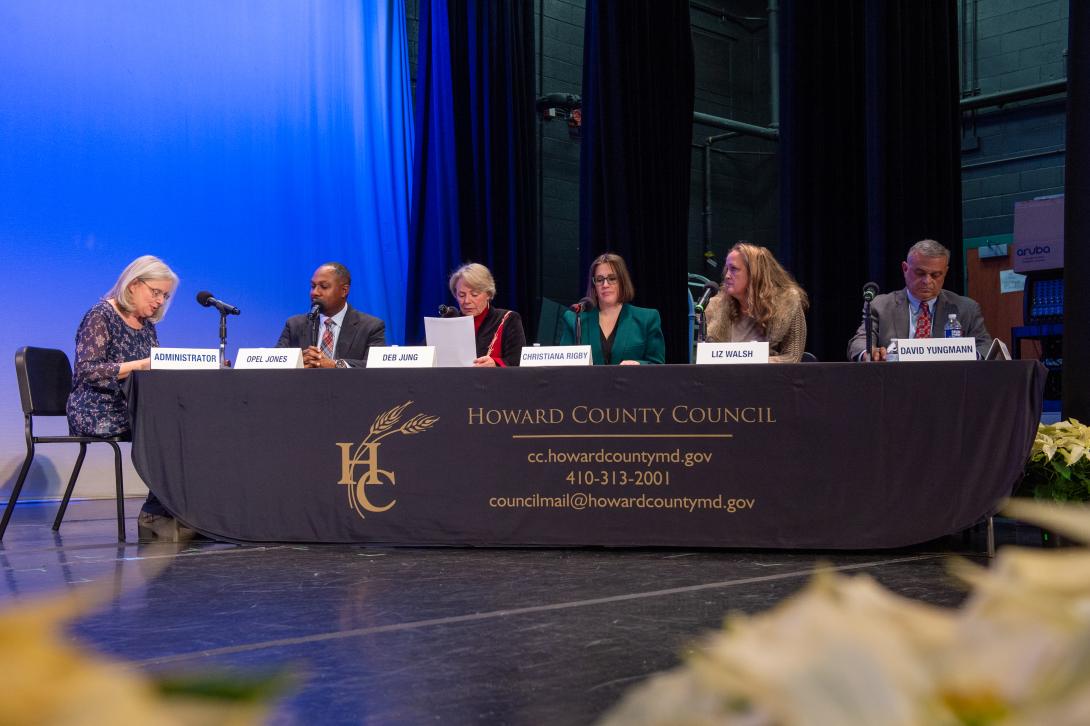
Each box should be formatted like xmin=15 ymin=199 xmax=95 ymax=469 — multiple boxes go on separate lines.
xmin=138 ymin=279 xmax=171 ymax=301
xmin=593 ymin=275 xmax=619 ymax=286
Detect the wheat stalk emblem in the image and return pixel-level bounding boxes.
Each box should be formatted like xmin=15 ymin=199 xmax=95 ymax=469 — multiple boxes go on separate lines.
xmin=362 ymin=401 xmax=439 ymax=444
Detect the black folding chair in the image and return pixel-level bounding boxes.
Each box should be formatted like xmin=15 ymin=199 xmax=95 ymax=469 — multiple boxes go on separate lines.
xmin=0 ymin=347 xmax=127 ymax=541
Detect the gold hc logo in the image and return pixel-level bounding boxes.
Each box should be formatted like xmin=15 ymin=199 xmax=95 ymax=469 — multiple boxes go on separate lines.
xmin=336 ymin=401 xmax=439 ymax=520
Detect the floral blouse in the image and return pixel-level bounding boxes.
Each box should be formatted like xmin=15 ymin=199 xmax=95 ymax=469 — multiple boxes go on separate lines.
xmin=66 ymin=300 xmax=158 ymax=436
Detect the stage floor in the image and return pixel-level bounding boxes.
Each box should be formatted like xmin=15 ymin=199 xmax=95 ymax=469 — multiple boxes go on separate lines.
xmin=0 ymin=498 xmax=1048 ymax=724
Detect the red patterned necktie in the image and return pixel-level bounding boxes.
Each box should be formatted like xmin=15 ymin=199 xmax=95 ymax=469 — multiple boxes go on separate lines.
xmin=321 ymin=318 xmax=335 ymax=358
xmin=913 ymin=301 xmax=931 ymax=339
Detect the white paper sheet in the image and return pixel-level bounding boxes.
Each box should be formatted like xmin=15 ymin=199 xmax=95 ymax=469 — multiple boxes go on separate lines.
xmin=424 ymin=315 xmax=477 ymax=367
xmin=1000 ymin=268 xmax=1027 ymax=294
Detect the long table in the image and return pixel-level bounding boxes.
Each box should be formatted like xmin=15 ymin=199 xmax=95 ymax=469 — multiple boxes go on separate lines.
xmin=128 ymin=361 xmax=1046 ymax=548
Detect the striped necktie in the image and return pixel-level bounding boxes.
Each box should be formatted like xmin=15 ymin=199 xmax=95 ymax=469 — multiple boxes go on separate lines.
xmin=321 ymin=318 xmax=335 ymax=358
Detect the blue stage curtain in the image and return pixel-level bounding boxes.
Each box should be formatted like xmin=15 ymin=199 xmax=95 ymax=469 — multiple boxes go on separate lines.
xmin=778 ymin=0 xmax=962 ymax=362
xmin=0 ymin=0 xmax=413 ymax=350
xmin=579 ymin=0 xmax=695 ymax=363
xmin=406 ymin=0 xmax=463 ymax=343
xmin=0 ymin=1 xmax=413 ymax=494
xmin=360 ymin=0 xmax=416 ymax=345
xmin=406 ymin=0 xmax=537 ymax=344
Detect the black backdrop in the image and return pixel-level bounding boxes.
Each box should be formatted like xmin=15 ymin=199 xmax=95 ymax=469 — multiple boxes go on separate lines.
xmin=779 ymin=0 xmax=963 ymax=362
xmin=579 ymin=0 xmax=695 ymax=364
xmin=449 ymin=0 xmax=539 ymax=338
xmin=407 ymin=0 xmax=537 ymax=344
xmin=1065 ymin=1 xmax=1089 ymax=421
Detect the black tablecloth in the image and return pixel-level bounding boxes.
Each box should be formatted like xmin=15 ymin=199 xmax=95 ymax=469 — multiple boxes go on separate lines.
xmin=128 ymin=361 xmax=1046 ymax=548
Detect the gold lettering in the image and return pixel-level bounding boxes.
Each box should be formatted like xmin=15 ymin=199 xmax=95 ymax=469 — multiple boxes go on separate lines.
xmin=337 ymin=441 xmax=396 ymax=514
xmin=468 ymin=407 xmax=566 ymax=425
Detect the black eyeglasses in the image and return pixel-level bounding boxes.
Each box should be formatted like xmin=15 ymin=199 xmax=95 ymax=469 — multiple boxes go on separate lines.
xmin=593 ymin=275 xmax=619 ymax=286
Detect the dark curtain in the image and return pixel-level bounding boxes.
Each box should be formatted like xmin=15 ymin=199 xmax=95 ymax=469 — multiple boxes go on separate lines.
xmin=407 ymin=0 xmax=461 ymax=343
xmin=579 ymin=0 xmax=695 ymax=363
xmin=778 ymin=0 xmax=867 ymax=362
xmin=779 ymin=0 xmax=962 ymax=362
xmin=406 ymin=0 xmax=537 ymax=344
xmin=1065 ymin=1 xmax=1090 ymax=420
xmin=449 ymin=0 xmax=538 ymax=336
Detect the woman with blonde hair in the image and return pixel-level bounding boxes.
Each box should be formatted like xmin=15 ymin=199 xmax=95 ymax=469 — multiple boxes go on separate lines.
xmin=704 ymin=243 xmax=809 ymax=363
xmin=558 ymin=252 xmax=664 ymax=365
xmin=66 ymin=255 xmax=187 ymax=540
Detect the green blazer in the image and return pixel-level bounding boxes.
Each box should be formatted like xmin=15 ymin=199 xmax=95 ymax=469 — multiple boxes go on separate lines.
xmin=559 ymin=304 xmax=665 ymax=365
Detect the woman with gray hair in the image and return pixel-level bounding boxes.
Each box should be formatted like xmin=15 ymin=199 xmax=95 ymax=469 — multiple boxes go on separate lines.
xmin=448 ymin=262 xmax=526 ymax=367
xmin=66 ymin=255 xmax=185 ymax=540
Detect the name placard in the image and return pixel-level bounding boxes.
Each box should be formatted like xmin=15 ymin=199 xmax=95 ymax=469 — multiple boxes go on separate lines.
xmin=520 ymin=345 xmax=592 ymax=367
xmin=696 ymin=342 xmax=770 ymax=364
xmin=235 ymin=348 xmax=303 ymax=369
xmin=888 ymin=338 xmax=977 ymax=362
xmin=366 ymin=346 xmax=437 ymax=368
xmin=150 ymin=347 xmax=220 ymax=370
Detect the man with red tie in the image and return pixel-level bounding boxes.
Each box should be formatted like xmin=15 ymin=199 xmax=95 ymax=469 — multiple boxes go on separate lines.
xmin=277 ymin=262 xmax=386 ymax=368
xmin=847 ymin=239 xmax=992 ymax=361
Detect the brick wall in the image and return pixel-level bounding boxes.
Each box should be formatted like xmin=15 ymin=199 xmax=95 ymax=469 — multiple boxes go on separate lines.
xmin=402 ymin=1 xmax=1069 ymax=315
xmin=403 ymin=1 xmax=775 ymax=312
xmin=689 ymin=2 xmax=777 ymax=281
xmin=534 ymin=0 xmax=775 ymax=302
xmin=538 ymin=0 xmax=586 ymax=304
xmin=960 ymin=0 xmax=1068 ymax=239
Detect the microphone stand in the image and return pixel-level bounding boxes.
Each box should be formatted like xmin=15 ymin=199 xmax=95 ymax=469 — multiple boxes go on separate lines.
xmin=695 ymin=308 xmax=708 ymax=344
xmin=219 ymin=310 xmax=228 ymax=369
xmin=574 ymin=310 xmax=583 ymax=346
xmin=864 ymin=299 xmax=873 ymax=360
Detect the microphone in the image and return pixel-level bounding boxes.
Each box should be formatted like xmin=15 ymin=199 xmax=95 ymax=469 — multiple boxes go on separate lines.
xmin=693 ymin=281 xmax=720 ymax=313
xmin=862 ymin=282 xmax=880 ymax=361
xmin=196 ymin=291 xmax=241 ymax=315
xmin=438 ymin=304 xmax=461 ymax=318
xmin=307 ymin=303 xmax=321 ymax=348
xmin=570 ymin=297 xmax=594 ymax=313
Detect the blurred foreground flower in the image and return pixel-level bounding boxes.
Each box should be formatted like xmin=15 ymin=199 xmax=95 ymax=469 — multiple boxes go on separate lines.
xmin=1 ymin=589 xmax=290 ymax=725
xmin=599 ymin=500 xmax=1090 ymax=726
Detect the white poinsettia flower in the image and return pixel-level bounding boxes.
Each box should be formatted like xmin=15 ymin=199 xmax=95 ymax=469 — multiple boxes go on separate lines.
xmin=601 ymin=502 xmax=1090 ymax=726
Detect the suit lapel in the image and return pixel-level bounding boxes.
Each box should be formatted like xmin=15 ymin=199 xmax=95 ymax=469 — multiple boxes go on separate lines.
xmin=583 ymin=311 xmax=603 ymax=364
xmin=892 ymin=291 xmax=910 ymax=340
xmin=931 ymin=291 xmax=952 ymax=338
xmin=335 ymin=308 xmax=359 ymax=358
xmin=611 ymin=305 xmax=635 ymax=362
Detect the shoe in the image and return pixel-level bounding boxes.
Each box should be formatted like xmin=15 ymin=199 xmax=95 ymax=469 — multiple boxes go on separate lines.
xmin=137 ymin=511 xmax=198 ymax=543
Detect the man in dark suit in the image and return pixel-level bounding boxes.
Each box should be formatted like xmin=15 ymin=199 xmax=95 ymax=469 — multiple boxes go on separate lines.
xmin=277 ymin=262 xmax=386 ymax=368
xmin=847 ymin=239 xmax=992 ymax=361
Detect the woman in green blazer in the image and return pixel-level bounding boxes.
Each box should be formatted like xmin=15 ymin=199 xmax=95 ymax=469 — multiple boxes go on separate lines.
xmin=558 ymin=252 xmax=665 ymax=365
